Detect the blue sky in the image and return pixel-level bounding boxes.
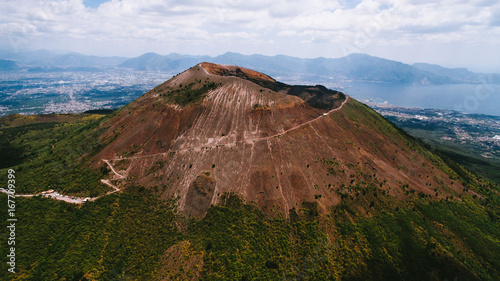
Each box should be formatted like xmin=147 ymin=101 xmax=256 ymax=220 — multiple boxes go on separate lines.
xmin=1 ymin=0 xmax=499 ymax=72
xmin=82 ymin=0 xmax=109 ymax=9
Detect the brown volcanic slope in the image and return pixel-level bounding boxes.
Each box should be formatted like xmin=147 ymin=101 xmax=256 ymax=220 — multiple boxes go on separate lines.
xmin=94 ymin=62 xmax=466 ymax=217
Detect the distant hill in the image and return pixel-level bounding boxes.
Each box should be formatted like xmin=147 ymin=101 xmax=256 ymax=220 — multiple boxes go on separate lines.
xmin=117 ymin=52 xmax=164 ymax=70
xmin=118 ymin=52 xmax=210 ymax=72
xmin=0 ymin=49 xmax=127 ymax=70
xmin=50 ymin=52 xmax=127 ymax=68
xmin=327 ymin=54 xmax=456 ymax=84
xmin=413 ymin=62 xmax=500 ymax=84
xmin=119 ymin=52 xmax=488 ymax=85
xmin=1 ymin=48 xmax=499 ymax=84
xmin=0 ymin=59 xmax=21 ymax=70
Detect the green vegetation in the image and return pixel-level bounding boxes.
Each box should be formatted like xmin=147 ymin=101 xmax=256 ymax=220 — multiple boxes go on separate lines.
xmin=0 ymin=186 xmax=181 ymax=280
xmin=335 ymin=100 xmax=476 ymax=187
xmin=0 ymin=114 xmax=114 ymax=196
xmin=333 ymin=198 xmax=499 ymax=280
xmin=340 ymin=99 xmax=415 ymax=145
xmin=404 ymin=127 xmax=500 ymax=184
xmin=160 ymin=81 xmax=219 ymax=106
xmin=0 ymin=121 xmax=59 ymax=168
xmin=1 ymin=187 xmax=498 ymax=280
xmin=251 ymin=103 xmax=271 ymax=111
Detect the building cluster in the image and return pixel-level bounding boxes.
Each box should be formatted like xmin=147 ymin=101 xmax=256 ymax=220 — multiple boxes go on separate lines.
xmin=371 ymin=103 xmax=500 ymax=160
xmin=0 ymin=70 xmax=170 ymax=117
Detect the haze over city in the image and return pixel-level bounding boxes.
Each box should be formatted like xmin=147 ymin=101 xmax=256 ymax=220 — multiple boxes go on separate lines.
xmin=1 ymin=0 xmax=499 ymax=72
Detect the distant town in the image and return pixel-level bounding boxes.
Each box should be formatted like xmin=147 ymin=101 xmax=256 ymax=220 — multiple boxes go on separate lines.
xmin=0 ymin=70 xmax=171 ymax=116
xmin=367 ymin=101 xmax=500 ymax=160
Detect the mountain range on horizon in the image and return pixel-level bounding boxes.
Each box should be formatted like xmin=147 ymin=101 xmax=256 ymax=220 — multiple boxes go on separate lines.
xmin=1 ymin=49 xmax=499 ymax=85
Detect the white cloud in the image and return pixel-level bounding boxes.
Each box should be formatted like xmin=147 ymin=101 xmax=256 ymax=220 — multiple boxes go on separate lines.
xmin=0 ymin=0 xmax=498 ymax=70
xmin=277 ymin=30 xmax=298 ymax=36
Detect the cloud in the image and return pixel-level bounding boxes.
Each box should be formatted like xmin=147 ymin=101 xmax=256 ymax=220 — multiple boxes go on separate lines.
xmin=0 ymin=0 xmax=498 ymax=70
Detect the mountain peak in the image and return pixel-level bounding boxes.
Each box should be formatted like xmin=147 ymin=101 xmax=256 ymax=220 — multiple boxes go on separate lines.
xmin=199 ymin=62 xmax=276 ymax=83
xmin=132 ymin=52 xmax=163 ymax=60
xmin=93 ymin=63 xmax=465 ymax=218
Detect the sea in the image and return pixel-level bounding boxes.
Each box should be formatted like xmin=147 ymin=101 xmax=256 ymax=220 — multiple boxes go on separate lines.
xmin=341 ymin=82 xmax=500 ymax=117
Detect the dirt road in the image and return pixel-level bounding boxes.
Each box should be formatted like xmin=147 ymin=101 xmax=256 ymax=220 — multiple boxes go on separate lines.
xmin=0 ymin=93 xmax=348 ymax=205
xmin=105 ymin=96 xmax=349 ymax=161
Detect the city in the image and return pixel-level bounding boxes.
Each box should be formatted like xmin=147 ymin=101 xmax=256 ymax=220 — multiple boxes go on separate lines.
xmin=0 ymin=70 xmax=171 ymax=116
xmin=368 ymin=101 xmax=500 ymax=160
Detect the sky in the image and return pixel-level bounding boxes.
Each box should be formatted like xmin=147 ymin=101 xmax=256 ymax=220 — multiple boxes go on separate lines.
xmin=1 ymin=0 xmax=499 ymax=72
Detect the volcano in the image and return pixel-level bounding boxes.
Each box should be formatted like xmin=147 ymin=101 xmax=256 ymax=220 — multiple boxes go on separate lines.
xmin=95 ymin=62 xmax=467 ymax=217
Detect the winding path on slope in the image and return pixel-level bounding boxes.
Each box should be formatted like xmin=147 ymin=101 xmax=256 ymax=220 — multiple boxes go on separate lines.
xmin=105 ymin=96 xmax=349 ymax=162
xmin=0 ymin=160 xmax=125 ymax=204
xmin=0 ymin=95 xmax=348 ymax=204
xmin=103 ymin=159 xmax=125 ymax=178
